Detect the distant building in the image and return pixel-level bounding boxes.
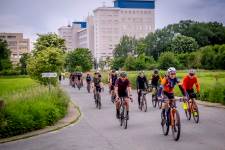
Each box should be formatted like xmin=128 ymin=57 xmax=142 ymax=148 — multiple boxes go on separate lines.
xmin=58 ymin=18 xmax=94 ymax=53
xmin=0 ymin=33 xmax=30 ymax=64
xmin=94 ymin=0 xmax=155 ymax=61
xmin=58 ymin=0 xmax=155 ymax=61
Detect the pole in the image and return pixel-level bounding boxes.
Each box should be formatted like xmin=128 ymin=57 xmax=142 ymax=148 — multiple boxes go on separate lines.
xmin=48 ymin=77 xmax=51 ymax=92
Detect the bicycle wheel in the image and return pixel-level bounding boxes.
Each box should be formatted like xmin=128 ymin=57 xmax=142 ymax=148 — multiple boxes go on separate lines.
xmin=143 ymin=96 xmax=147 ymax=112
xmin=158 ymin=99 xmax=162 ymax=109
xmin=120 ymin=105 xmax=124 ymax=126
xmin=161 ymin=110 xmax=169 ymax=136
xmin=183 ymin=102 xmax=191 ymax=120
xmin=123 ymin=106 xmax=128 ymax=129
xmin=172 ymin=110 xmax=181 ymax=141
xmin=95 ymin=93 xmax=98 ymax=108
xmin=192 ymin=100 xmax=199 ymax=123
xmin=98 ymin=94 xmax=101 ymax=110
xmin=152 ymin=94 xmax=157 ymax=108
xmin=87 ymin=84 xmax=90 ymax=93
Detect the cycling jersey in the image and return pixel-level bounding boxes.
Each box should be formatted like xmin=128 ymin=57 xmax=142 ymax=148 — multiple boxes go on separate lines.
xmin=151 ymin=74 xmax=160 ymax=87
xmin=111 ymin=74 xmax=118 ymax=86
xmin=86 ymin=75 xmax=92 ymax=82
xmin=136 ymin=76 xmax=148 ymax=90
xmin=182 ymin=75 xmax=200 ymax=93
xmin=93 ymin=77 xmax=101 ymax=87
xmin=115 ymin=78 xmax=131 ymax=97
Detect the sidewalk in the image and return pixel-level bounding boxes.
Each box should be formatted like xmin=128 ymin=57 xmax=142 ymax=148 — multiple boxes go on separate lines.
xmin=0 ymin=101 xmax=81 ymax=144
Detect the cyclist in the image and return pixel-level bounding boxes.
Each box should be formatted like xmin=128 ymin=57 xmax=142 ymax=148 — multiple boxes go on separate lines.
xmin=151 ymin=69 xmax=160 ymax=89
xmin=75 ymin=72 xmax=82 ymax=88
xmin=136 ymin=71 xmax=148 ymax=109
xmin=110 ymin=69 xmax=118 ymax=103
xmin=86 ymin=73 xmax=92 ymax=90
xmin=158 ymin=67 xmax=185 ymax=118
xmin=92 ymin=71 xmax=103 ymax=102
xmin=108 ymin=70 xmax=113 ymax=93
xmin=115 ymin=72 xmax=133 ymax=119
xmin=182 ymin=69 xmax=200 ymax=100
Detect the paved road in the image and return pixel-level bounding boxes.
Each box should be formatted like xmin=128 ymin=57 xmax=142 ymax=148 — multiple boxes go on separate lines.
xmin=1 ymin=80 xmax=225 ymax=150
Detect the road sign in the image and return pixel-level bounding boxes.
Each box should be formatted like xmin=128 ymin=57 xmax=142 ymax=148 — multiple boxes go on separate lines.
xmin=41 ymin=72 xmax=57 ymax=78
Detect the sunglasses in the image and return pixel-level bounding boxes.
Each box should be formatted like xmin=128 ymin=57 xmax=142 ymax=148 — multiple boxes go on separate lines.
xmin=170 ymin=73 xmax=176 ymax=75
xmin=189 ymin=73 xmax=194 ymax=76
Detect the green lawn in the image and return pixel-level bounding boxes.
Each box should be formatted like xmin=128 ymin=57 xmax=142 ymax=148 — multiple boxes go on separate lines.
xmin=0 ymin=77 xmax=38 ymax=97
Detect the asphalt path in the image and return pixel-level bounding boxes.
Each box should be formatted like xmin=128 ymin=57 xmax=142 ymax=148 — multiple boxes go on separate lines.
xmin=1 ymin=79 xmax=225 ymax=150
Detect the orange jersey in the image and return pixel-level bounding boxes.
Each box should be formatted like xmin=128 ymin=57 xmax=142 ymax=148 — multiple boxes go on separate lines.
xmin=161 ymin=77 xmax=180 ymax=93
xmin=182 ymin=75 xmax=200 ymax=93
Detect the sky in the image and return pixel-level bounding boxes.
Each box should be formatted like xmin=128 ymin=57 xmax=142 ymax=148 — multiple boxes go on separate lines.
xmin=0 ymin=0 xmax=225 ymax=46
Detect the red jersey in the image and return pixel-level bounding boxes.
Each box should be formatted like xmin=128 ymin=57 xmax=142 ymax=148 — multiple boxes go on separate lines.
xmin=182 ymin=75 xmax=200 ymax=93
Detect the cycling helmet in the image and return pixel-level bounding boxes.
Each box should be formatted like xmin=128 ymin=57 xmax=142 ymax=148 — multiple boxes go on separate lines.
xmin=139 ymin=71 xmax=145 ymax=75
xmin=189 ymin=69 xmax=196 ymax=75
xmin=94 ymin=70 xmax=100 ymax=74
xmin=153 ymin=69 xmax=159 ymax=74
xmin=120 ymin=71 xmax=127 ymax=77
xmin=115 ymin=71 xmax=119 ymax=75
xmin=167 ymin=67 xmax=176 ymax=74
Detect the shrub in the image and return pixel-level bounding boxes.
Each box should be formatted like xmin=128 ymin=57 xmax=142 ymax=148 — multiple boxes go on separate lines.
xmin=0 ymin=70 xmax=21 ymax=76
xmin=0 ymin=86 xmax=69 ymax=138
xmin=158 ymin=52 xmax=179 ymax=69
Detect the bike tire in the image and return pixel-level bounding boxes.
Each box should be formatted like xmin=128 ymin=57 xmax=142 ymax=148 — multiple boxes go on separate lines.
xmin=152 ymin=94 xmax=157 ymax=108
xmin=172 ymin=110 xmax=181 ymax=141
xmin=161 ymin=110 xmax=169 ymax=136
xmin=120 ymin=105 xmax=124 ymax=126
xmin=98 ymin=94 xmax=101 ymax=110
xmin=143 ymin=96 xmax=147 ymax=112
xmin=123 ymin=106 xmax=128 ymax=129
xmin=192 ymin=101 xmax=199 ymax=123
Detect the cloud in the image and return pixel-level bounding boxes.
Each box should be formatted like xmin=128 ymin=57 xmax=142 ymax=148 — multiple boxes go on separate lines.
xmin=0 ymin=0 xmax=224 ymax=48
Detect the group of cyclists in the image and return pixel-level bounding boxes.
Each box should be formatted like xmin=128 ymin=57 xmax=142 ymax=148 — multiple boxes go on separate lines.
xmin=69 ymin=67 xmax=200 ymax=140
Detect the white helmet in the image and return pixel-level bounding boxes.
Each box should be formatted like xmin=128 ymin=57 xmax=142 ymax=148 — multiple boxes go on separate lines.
xmin=167 ymin=67 xmax=176 ymax=74
xmin=189 ymin=69 xmax=196 ymax=75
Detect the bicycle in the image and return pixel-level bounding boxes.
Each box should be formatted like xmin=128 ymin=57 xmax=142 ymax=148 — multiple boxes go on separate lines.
xmin=182 ymin=93 xmax=199 ymax=123
xmin=111 ymin=88 xmax=116 ymax=103
xmin=86 ymin=82 xmax=91 ymax=93
xmin=94 ymin=87 xmax=102 ymax=109
xmin=76 ymin=80 xmax=82 ymax=90
xmin=118 ymin=97 xmax=132 ymax=129
xmin=139 ymin=90 xmax=148 ymax=112
xmin=160 ymin=97 xmax=181 ymax=141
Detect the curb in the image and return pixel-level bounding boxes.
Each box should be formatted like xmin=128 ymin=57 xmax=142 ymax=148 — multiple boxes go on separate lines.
xmin=0 ymin=101 xmax=81 ymax=144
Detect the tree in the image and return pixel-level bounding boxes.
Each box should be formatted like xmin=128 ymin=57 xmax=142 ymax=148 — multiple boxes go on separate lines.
xmin=113 ymin=36 xmax=137 ymax=58
xmin=124 ymin=55 xmax=136 ymax=70
xmin=158 ymin=52 xmax=179 ymax=69
xmin=171 ymin=34 xmax=199 ymax=53
xmin=27 ymin=47 xmax=64 ymax=85
xmin=19 ymin=53 xmax=31 ymax=74
xmin=167 ymin=20 xmax=225 ymax=47
xmin=145 ymin=28 xmax=175 ymax=59
xmin=110 ymin=57 xmax=126 ymax=70
xmin=33 ymin=33 xmax=66 ymax=55
xmin=65 ymin=48 xmax=93 ymax=72
xmin=0 ymin=39 xmax=12 ymax=71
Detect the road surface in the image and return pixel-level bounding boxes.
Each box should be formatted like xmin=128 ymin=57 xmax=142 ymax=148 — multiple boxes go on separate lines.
xmin=1 ymin=80 xmax=225 ymax=150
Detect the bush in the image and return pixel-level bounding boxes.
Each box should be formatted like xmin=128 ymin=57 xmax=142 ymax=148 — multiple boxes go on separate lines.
xmin=200 ymin=82 xmax=225 ymax=104
xmin=0 ymin=70 xmax=21 ymax=76
xmin=0 ymin=86 xmax=69 ymax=138
xmin=158 ymin=52 xmax=179 ymax=69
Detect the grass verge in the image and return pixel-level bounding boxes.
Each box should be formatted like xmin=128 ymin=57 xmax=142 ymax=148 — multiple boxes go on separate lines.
xmin=0 ymin=79 xmax=69 ymax=138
